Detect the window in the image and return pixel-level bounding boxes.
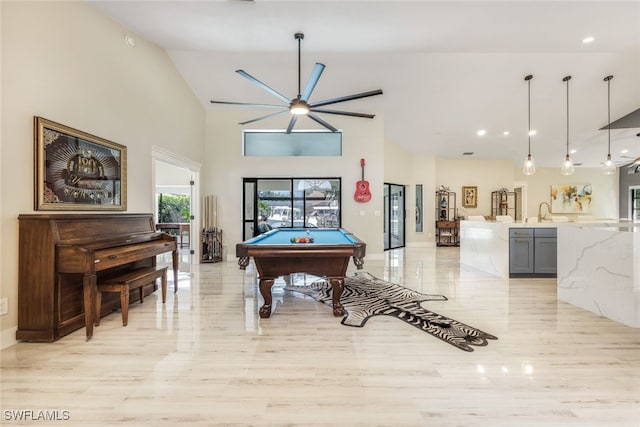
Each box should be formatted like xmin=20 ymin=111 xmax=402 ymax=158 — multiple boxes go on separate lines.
xmin=243 ymin=130 xmax=342 ymax=157
xmin=415 ymin=184 xmax=423 ymax=232
xmin=243 ymin=178 xmax=341 ymax=239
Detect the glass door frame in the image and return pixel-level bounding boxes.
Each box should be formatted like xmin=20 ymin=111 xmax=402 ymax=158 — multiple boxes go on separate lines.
xmin=383 ymin=182 xmax=406 ymax=250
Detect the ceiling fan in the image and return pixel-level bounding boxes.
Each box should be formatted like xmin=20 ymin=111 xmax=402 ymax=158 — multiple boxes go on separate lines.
xmin=611 ymin=134 xmax=640 ymax=167
xmin=210 ymin=33 xmax=383 ymax=133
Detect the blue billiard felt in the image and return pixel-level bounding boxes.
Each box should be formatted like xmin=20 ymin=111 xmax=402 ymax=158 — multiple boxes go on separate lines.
xmin=244 ymin=228 xmax=357 ymax=245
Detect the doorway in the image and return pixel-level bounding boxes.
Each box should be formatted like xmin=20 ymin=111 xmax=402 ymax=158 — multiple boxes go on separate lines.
xmin=152 ymin=147 xmax=201 ymax=265
xmin=384 ymin=183 xmax=405 ymax=250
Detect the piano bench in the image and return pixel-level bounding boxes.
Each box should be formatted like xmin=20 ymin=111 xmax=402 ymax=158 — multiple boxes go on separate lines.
xmin=95 ymin=266 xmax=168 ymax=327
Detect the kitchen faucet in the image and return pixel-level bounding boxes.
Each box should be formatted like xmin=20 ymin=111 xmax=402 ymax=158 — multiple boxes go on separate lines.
xmin=538 ymin=202 xmax=551 ymax=222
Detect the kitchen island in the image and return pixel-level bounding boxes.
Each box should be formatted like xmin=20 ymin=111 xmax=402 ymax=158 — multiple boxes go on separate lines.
xmin=460 ymin=219 xmax=640 ymax=327
xmin=460 ymin=220 xmax=560 ymax=279
xmin=557 ymin=224 xmax=640 ymax=328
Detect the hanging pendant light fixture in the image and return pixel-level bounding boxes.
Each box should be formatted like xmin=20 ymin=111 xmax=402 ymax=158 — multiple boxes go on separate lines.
xmin=560 ymin=75 xmax=575 ymax=175
xmin=522 ymin=75 xmax=536 ymax=175
xmin=603 ymin=75 xmax=616 ymax=175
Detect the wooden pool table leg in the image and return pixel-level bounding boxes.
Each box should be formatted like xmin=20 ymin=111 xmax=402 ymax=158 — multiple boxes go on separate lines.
xmin=329 ymin=278 xmax=345 ymax=317
xmin=258 ymin=278 xmax=275 ymax=318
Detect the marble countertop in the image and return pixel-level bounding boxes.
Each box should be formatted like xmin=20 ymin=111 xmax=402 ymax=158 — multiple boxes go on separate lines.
xmin=461 ymin=219 xmax=640 ymax=231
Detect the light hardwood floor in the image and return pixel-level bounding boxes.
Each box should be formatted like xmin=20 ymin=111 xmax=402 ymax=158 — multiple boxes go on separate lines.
xmin=1 ymin=247 xmax=639 ymax=426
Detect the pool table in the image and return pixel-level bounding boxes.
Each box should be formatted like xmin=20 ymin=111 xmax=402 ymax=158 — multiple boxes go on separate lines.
xmin=236 ymin=228 xmax=366 ymax=318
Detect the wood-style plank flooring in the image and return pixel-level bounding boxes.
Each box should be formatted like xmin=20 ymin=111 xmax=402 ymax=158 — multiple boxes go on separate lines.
xmin=1 ymin=247 xmax=639 ymax=426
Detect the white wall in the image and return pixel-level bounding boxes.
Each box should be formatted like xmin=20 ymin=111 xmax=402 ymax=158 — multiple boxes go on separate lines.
xmin=382 ymin=150 xmax=619 ymax=245
xmin=204 ymin=110 xmax=385 ymax=258
xmin=384 ymin=139 xmax=437 ymax=246
xmin=515 ymin=166 xmax=619 ymax=219
xmin=0 ymin=1 xmax=205 ymax=346
xmin=436 ymin=158 xmax=517 ymax=218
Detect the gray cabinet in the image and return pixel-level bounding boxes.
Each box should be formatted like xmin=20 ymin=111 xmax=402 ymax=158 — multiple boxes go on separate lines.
xmin=509 ymin=228 xmax=557 ymax=277
xmin=533 ymin=228 xmax=557 ymax=274
xmin=509 ymin=229 xmax=534 ymax=274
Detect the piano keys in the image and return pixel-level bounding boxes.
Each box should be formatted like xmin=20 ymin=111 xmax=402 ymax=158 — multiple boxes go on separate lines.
xmin=16 ymin=213 xmax=178 ymax=341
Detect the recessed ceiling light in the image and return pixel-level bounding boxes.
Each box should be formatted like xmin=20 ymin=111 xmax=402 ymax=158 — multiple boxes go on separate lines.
xmin=528 ymin=130 xmax=536 ymax=136
xmin=570 ymin=149 xmax=577 ymax=154
xmin=621 ymin=149 xmax=629 ymax=154
xmin=503 ymin=131 xmax=510 ymax=136
xmin=582 ymin=36 xmax=595 ymax=44
xmin=477 ymin=129 xmax=486 ymax=136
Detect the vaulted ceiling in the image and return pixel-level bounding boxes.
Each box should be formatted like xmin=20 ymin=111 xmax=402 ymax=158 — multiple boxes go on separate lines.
xmin=89 ymin=0 xmax=640 ymax=168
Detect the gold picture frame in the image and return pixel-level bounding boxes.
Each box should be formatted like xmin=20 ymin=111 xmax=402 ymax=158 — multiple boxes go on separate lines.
xmin=34 ymin=116 xmax=127 ymax=211
xmin=462 ymin=186 xmax=477 ymax=208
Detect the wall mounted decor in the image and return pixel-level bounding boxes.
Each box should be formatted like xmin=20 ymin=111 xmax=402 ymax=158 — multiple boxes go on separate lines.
xmin=462 ymin=186 xmax=477 ymax=208
xmin=550 ymin=184 xmax=592 ymax=213
xmin=34 ymin=116 xmax=127 ymax=210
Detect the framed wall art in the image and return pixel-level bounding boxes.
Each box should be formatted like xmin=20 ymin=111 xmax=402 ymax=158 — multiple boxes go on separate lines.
xmin=550 ymin=184 xmax=592 ymax=213
xmin=34 ymin=116 xmax=127 ymax=210
xmin=462 ymin=186 xmax=477 ymax=208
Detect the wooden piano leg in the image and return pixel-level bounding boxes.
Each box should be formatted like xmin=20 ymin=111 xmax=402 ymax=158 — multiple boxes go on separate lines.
xmin=172 ymin=249 xmax=179 ymax=293
xmin=82 ymin=273 xmax=96 ymax=341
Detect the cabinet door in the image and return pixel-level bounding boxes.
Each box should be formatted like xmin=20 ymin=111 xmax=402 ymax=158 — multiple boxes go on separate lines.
xmin=534 ymin=237 xmax=557 ymax=274
xmin=509 ymin=237 xmax=534 ymax=273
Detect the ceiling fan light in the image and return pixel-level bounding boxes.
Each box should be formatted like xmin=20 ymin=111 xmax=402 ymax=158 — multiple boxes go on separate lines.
xmin=289 ymin=99 xmax=309 ymax=115
xmin=522 ymin=154 xmax=536 ymax=175
xmin=603 ymin=154 xmax=616 ymax=175
xmin=561 ymin=154 xmax=575 ymax=176
xmin=290 ymin=106 xmax=309 ymax=115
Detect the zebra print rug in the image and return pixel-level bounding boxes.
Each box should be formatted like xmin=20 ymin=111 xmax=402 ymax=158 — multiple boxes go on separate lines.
xmin=284 ymin=272 xmax=497 ymax=352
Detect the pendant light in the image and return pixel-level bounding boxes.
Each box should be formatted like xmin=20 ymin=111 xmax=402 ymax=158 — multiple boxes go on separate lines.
xmin=522 ymin=75 xmax=536 ymax=175
xmin=560 ymin=75 xmax=575 ymax=175
xmin=603 ymin=75 xmax=616 ymax=175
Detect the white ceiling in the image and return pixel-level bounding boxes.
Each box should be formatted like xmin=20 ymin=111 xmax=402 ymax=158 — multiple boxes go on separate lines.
xmin=89 ymin=0 xmax=640 ymax=168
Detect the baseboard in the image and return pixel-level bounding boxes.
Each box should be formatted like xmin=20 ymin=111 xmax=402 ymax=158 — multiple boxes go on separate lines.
xmin=406 ymin=241 xmax=435 ymax=248
xmin=1 ymin=326 xmax=17 ymax=350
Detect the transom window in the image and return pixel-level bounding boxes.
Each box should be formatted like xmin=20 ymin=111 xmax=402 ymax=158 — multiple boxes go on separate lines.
xmin=243 ymin=130 xmax=342 ymax=157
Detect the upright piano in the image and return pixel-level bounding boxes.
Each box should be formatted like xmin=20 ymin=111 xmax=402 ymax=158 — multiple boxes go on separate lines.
xmin=16 ymin=213 xmax=178 ymax=342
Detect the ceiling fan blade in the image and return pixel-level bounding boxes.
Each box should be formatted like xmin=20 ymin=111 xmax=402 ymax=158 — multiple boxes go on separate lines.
xmin=236 ymin=69 xmax=291 ymax=104
xmin=307 ymin=112 xmax=338 ymax=132
xmin=285 ymin=116 xmax=298 ymax=134
xmin=238 ymin=109 xmax=289 ymax=125
xmin=210 ymin=100 xmax=287 ymax=108
xmin=310 ymin=108 xmax=375 ymax=119
xmin=300 ymin=63 xmax=326 ymax=101
xmin=310 ymin=89 xmax=383 ymax=108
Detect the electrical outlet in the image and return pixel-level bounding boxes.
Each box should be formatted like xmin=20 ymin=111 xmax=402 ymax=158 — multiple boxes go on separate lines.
xmin=0 ymin=297 xmax=8 ymax=316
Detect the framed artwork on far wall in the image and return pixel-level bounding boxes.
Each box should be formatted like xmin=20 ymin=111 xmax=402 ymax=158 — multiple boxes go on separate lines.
xmin=550 ymin=184 xmax=592 ymax=213
xmin=462 ymin=186 xmax=477 ymax=208
xmin=34 ymin=116 xmax=127 ymax=211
